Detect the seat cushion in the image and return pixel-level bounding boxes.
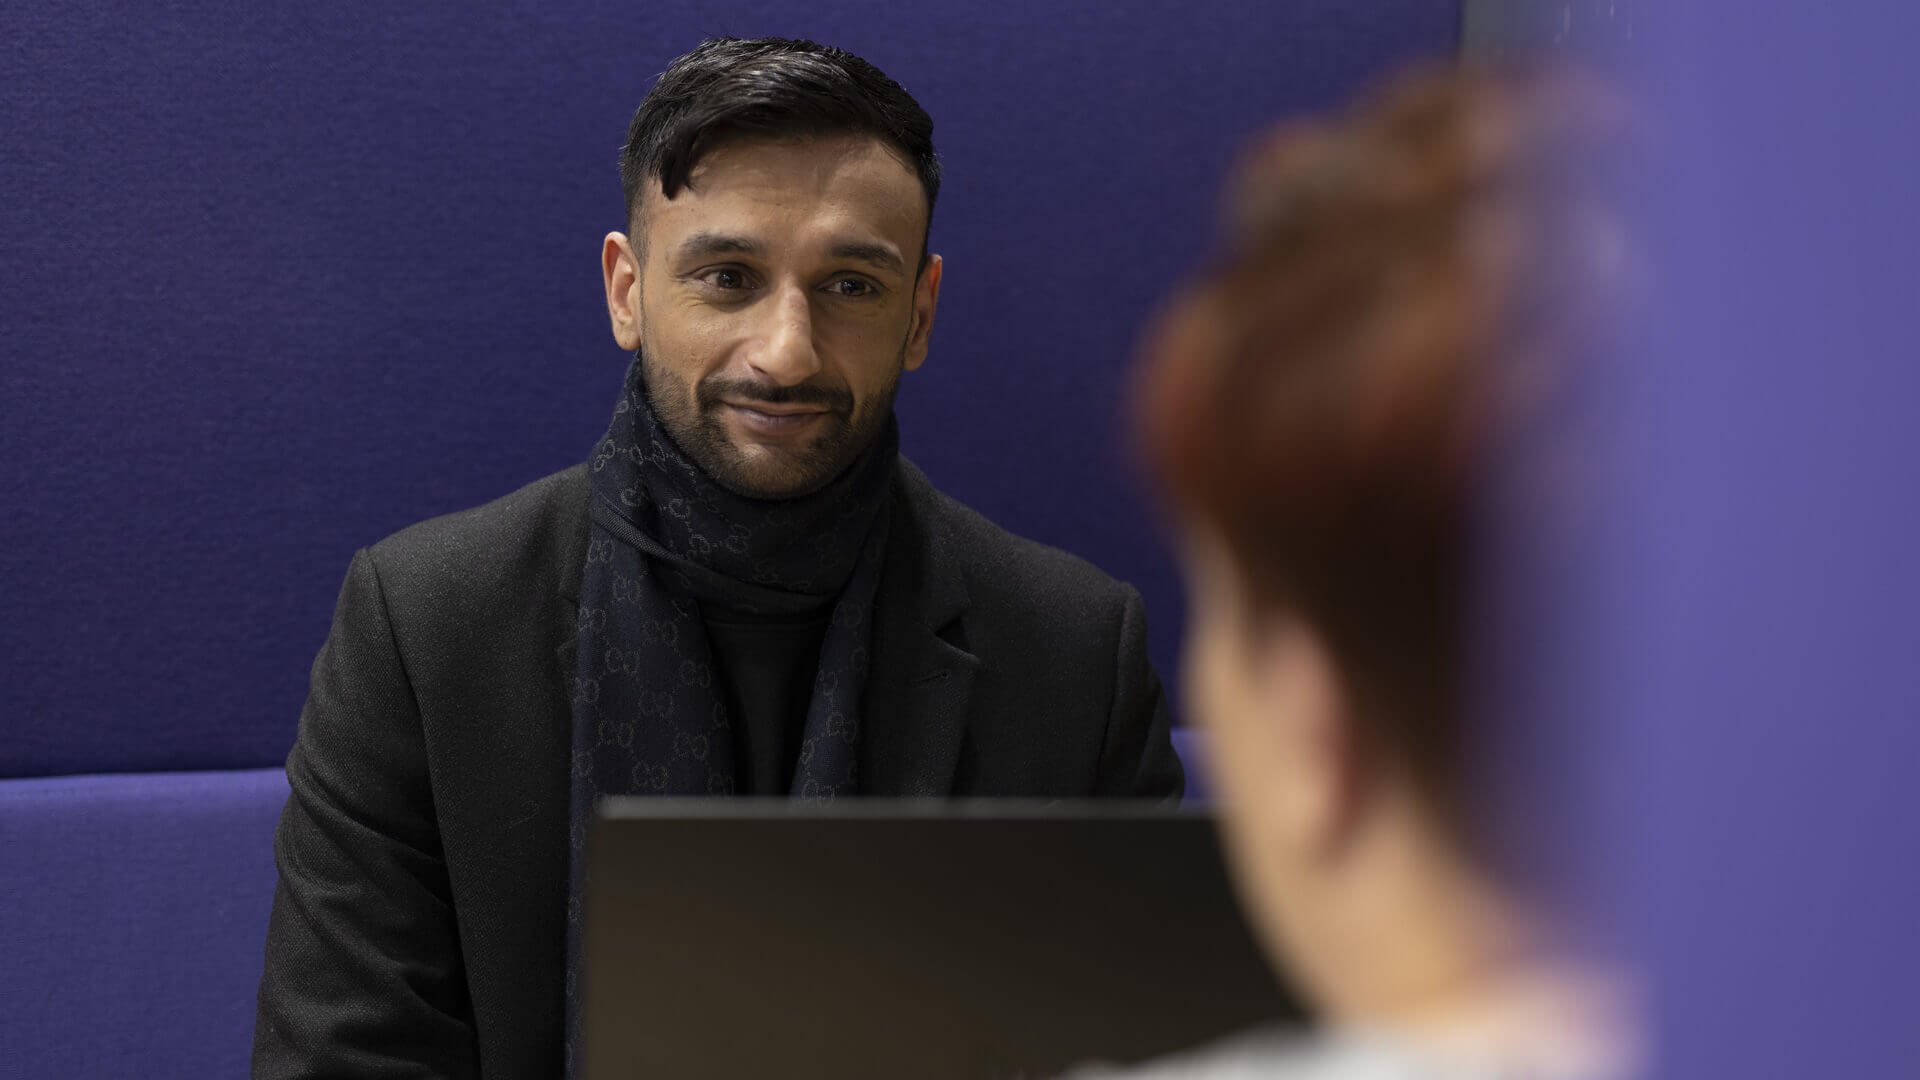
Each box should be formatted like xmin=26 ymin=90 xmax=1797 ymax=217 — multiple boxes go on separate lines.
xmin=1170 ymin=726 xmax=1209 ymax=804
xmin=0 ymin=768 xmax=287 ymax=1079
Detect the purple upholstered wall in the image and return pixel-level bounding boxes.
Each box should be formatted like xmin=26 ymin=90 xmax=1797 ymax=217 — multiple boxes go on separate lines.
xmin=1600 ymin=7 xmax=1920 ymax=1078
xmin=3 ymin=3 xmax=1460 ymax=778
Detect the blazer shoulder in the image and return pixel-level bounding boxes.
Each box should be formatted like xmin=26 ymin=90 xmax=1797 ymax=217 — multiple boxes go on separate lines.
xmin=362 ymin=463 xmax=590 ymax=614
xmin=897 ymin=459 xmax=1139 ymax=620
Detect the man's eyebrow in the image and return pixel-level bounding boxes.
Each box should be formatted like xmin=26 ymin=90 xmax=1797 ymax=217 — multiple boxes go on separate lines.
xmin=676 ymin=232 xmax=763 ymax=260
xmin=829 ymin=240 xmax=905 ymax=276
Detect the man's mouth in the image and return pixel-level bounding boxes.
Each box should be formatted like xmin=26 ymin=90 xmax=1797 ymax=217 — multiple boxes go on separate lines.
xmin=721 ymin=399 xmax=830 ymax=417
xmin=719 ymin=400 xmax=836 ymax=434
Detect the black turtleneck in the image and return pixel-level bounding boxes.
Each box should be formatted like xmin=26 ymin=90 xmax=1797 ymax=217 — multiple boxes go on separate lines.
xmin=700 ymin=604 xmax=833 ymax=795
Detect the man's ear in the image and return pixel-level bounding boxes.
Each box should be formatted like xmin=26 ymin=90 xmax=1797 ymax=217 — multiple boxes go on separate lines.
xmin=902 ymin=253 xmax=943 ymax=372
xmin=1254 ymin=618 xmax=1368 ymax=864
xmin=603 ymin=232 xmax=643 ymax=352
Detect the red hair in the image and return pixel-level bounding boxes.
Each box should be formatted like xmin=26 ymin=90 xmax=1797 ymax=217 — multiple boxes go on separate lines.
xmin=1140 ymin=66 xmax=1619 ymax=828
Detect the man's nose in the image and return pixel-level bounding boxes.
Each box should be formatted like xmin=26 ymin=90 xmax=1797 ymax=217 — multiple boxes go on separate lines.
xmin=746 ymin=283 xmax=822 ymax=387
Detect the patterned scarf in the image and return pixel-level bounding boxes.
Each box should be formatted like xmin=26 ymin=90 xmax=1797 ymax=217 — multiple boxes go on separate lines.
xmin=563 ymin=355 xmax=896 ymax=1073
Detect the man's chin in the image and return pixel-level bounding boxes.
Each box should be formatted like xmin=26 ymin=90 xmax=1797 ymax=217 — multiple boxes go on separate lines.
xmin=704 ymin=444 xmax=845 ymax=500
xmin=692 ymin=408 xmax=861 ymax=499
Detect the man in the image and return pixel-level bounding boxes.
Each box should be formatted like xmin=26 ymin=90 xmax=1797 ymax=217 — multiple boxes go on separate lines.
xmin=253 ymin=37 xmax=1181 ymax=1079
xmin=1072 ymin=68 xmax=1630 ymax=1077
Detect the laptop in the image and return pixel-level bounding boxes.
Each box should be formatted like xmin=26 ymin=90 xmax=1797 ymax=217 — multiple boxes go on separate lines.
xmin=581 ymin=800 xmax=1304 ymax=1079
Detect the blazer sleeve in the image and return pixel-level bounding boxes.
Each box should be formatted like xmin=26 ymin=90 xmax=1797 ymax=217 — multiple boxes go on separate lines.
xmin=1091 ymin=586 xmax=1185 ymax=801
xmin=253 ymin=548 xmax=480 ymax=1079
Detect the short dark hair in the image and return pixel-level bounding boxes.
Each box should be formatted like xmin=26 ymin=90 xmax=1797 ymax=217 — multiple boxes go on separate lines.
xmin=619 ymin=37 xmax=941 ymax=263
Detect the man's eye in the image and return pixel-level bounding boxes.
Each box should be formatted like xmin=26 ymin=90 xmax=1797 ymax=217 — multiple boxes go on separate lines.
xmin=702 ymin=268 xmax=750 ymax=290
xmin=832 ymin=278 xmax=874 ymax=298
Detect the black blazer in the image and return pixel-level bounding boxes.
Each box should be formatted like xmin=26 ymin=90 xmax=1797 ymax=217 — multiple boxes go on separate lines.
xmin=252 ymin=459 xmax=1182 ymax=1079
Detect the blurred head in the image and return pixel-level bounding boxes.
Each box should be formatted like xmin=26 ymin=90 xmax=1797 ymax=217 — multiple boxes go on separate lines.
xmin=601 ymin=38 xmax=943 ymax=498
xmin=1139 ymin=66 xmax=1618 ymax=1017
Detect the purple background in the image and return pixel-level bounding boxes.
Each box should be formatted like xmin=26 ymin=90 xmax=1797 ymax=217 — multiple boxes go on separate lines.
xmin=1596 ymin=5 xmax=1920 ymax=1077
xmin=2 ymin=2 xmax=1460 ymax=778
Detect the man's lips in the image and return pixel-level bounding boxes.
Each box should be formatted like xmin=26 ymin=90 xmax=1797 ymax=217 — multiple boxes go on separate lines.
xmin=717 ymin=400 xmax=838 ymax=435
xmin=719 ymin=399 xmax=832 ymax=418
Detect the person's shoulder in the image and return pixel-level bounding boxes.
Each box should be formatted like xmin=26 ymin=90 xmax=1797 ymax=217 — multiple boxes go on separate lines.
xmin=895 ymin=457 xmax=1139 ymax=615
xmin=361 ymin=463 xmax=589 ymax=611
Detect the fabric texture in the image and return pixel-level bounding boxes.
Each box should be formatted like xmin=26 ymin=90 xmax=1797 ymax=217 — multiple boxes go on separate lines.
xmin=569 ymin=357 xmax=894 ymax=804
xmin=1 ymin=769 xmax=286 ymax=1080
xmin=253 ymin=459 xmax=1183 ymax=1079
xmin=564 ymin=359 xmax=896 ymax=1071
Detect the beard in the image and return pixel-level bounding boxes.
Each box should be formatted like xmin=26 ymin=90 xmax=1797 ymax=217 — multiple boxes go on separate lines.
xmin=637 ymin=345 xmax=903 ymax=500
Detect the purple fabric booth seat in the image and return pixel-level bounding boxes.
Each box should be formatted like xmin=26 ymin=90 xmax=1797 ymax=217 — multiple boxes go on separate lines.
xmin=0 ymin=768 xmax=287 ymax=1080
xmin=1170 ymin=726 xmax=1209 ymax=804
xmin=0 ymin=747 xmax=1203 ymax=1080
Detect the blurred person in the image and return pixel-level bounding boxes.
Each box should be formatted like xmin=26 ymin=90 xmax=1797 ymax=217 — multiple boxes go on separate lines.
xmin=253 ymin=36 xmax=1181 ymax=1080
xmin=1075 ymin=67 xmax=1631 ymax=1079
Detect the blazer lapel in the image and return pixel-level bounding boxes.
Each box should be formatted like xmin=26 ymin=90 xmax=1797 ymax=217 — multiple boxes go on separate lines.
xmin=860 ymin=460 xmax=978 ymax=796
xmin=553 ymin=465 xmax=591 ymax=676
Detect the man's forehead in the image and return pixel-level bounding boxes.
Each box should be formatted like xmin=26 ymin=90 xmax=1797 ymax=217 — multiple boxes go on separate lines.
xmin=638 ymin=134 xmax=926 ymax=254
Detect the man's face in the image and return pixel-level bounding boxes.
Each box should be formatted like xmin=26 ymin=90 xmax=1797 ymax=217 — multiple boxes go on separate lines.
xmin=601 ymin=133 xmax=942 ymax=499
